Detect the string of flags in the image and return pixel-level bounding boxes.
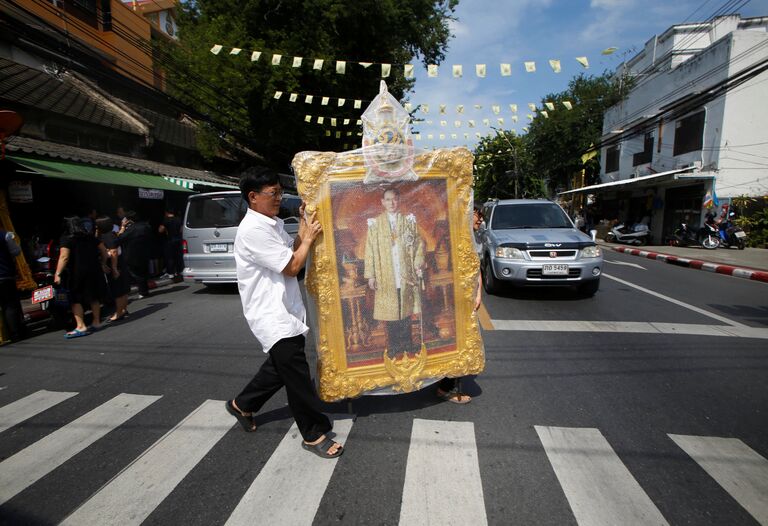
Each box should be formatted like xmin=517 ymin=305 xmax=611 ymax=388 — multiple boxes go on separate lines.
xmin=209 ymin=43 xmax=617 ymax=78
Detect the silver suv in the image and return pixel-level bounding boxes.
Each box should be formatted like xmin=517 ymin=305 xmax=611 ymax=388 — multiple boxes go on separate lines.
xmin=182 ymin=190 xmax=301 ymax=284
xmin=479 ymin=199 xmax=603 ymax=295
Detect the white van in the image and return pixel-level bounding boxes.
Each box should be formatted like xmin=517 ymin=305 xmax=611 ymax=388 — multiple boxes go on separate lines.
xmin=182 ymin=190 xmax=301 ymax=284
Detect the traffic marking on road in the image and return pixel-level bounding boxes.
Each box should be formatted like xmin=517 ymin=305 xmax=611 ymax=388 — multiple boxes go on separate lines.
xmin=0 ymin=393 xmax=160 ymax=506
xmin=489 ymin=320 xmax=768 ymax=339
xmin=604 ymin=259 xmax=647 ymax=270
xmin=536 ymin=426 xmax=669 ymax=526
xmin=62 ymin=399 xmax=233 ymax=526
xmin=477 ymin=303 xmax=494 ymax=330
xmin=603 ymin=273 xmax=748 ymax=327
xmin=225 ymin=417 xmax=353 ymax=526
xmin=669 ymin=434 xmax=768 ymax=525
xmin=399 ymin=419 xmax=487 ymax=526
xmin=0 ymin=390 xmax=77 ymax=434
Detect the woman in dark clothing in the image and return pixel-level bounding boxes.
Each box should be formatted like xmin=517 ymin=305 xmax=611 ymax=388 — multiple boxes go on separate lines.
xmin=96 ymin=216 xmax=130 ymax=322
xmin=53 ymin=217 xmax=109 ymax=338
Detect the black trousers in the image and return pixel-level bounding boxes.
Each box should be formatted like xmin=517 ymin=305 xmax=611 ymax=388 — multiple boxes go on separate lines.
xmin=0 ymin=279 xmax=24 ymax=342
xmin=384 ymin=318 xmax=413 ymax=358
xmin=235 ymin=335 xmax=331 ymax=442
xmin=163 ymin=240 xmax=184 ymax=275
xmin=127 ymin=262 xmax=149 ymax=296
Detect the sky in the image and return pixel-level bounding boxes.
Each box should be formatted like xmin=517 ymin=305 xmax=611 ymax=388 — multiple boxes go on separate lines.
xmin=407 ymin=0 xmax=767 ymax=151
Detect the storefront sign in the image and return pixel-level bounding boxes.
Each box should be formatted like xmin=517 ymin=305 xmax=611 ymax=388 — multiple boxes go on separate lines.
xmin=8 ymin=180 xmax=33 ymax=203
xmin=138 ymin=188 xmax=164 ymax=200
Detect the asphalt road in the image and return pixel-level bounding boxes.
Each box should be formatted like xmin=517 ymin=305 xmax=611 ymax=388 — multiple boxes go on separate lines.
xmin=0 ymin=251 xmax=766 ymax=525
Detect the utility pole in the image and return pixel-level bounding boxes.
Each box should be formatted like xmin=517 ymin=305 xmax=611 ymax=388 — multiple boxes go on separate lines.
xmin=492 ymin=127 xmax=519 ymax=198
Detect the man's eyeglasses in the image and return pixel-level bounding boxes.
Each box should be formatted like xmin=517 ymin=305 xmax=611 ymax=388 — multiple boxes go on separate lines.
xmin=259 ymin=189 xmax=283 ymax=199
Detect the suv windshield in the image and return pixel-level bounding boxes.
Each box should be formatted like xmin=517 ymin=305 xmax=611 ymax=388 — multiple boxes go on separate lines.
xmin=186 ymin=195 xmax=245 ymax=228
xmin=491 ymin=203 xmax=572 ymax=229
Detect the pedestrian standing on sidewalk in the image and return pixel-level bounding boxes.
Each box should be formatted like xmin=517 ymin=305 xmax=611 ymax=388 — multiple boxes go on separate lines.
xmin=96 ymin=216 xmax=130 ymax=322
xmin=54 ymin=217 xmax=109 ymax=338
xmin=118 ymin=211 xmax=152 ymax=299
xmin=158 ymin=209 xmax=183 ymax=279
xmin=0 ymin=230 xmax=25 ymax=343
xmin=225 ymin=166 xmax=343 ymax=459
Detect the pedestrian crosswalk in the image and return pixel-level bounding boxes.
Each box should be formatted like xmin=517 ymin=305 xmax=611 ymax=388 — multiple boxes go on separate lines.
xmin=1 ymin=390 xmax=767 ymax=525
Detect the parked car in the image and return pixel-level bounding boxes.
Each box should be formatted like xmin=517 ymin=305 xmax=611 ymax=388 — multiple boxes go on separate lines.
xmin=479 ymin=199 xmax=603 ymax=296
xmin=182 ymin=190 xmax=301 ymax=284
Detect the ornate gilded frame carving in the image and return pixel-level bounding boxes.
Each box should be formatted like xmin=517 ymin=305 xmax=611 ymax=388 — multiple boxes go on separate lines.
xmin=292 ymin=148 xmax=484 ymax=401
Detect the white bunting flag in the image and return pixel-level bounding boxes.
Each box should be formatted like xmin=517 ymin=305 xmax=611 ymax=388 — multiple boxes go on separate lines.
xmin=250 ymin=51 xmax=261 ymax=61
xmin=305 ymin=115 xmax=311 ymax=122
xmin=602 ymin=47 xmax=618 ymax=55
xmin=524 ymin=61 xmax=536 ymax=72
xmin=500 ymin=63 xmax=512 ymax=76
xmin=545 ymin=102 xmax=555 ymax=111
xmin=321 ymin=96 xmax=329 ymax=105
xmin=468 ymin=120 xmax=475 ymax=128
xmin=272 ymin=54 xmax=282 ymax=65
xmin=317 ymin=116 xmax=324 ymax=124
xmin=305 ymin=95 xmax=314 ymax=104
xmin=354 ymin=100 xmax=362 ymax=109
xmin=404 ymin=64 xmax=414 ymax=78
xmin=464 ymin=133 xmax=469 ymax=139
xmin=523 ymin=127 xmax=529 ymax=133
xmin=456 ymin=105 xmax=464 ymax=114
xmin=331 ymin=118 xmax=337 ymax=126
xmin=439 ymin=134 xmax=446 ymax=140
xmin=359 ymin=62 xmax=372 ymax=68
xmin=313 ymin=58 xmax=324 ymax=70
xmin=549 ymin=59 xmax=561 ymax=73
xmin=526 ymin=114 xmax=533 ymax=120
xmin=346 ymin=131 xmax=352 ymax=136
xmin=210 ymin=44 xmax=223 ymax=55
xmin=381 ymin=64 xmax=391 ymax=77
xmin=230 ymin=48 xmax=242 ymax=55
xmin=452 ymin=65 xmax=463 ymax=78
xmin=404 ymin=103 xmax=413 ymax=112
xmin=414 ymin=133 xmax=421 ymax=141
xmin=511 ymin=115 xmax=518 ymax=122
xmin=422 ymin=104 xmax=429 ymax=113
xmin=563 ymin=101 xmax=573 ymax=110
xmin=483 ymin=118 xmax=490 ymax=126
xmin=454 ymin=120 xmax=461 ymax=128
xmin=273 ymin=91 xmax=283 ymax=100
xmin=439 ymin=104 xmax=446 ymax=114
xmin=476 ymin=132 xmax=482 ymax=138
xmin=492 ymin=105 xmax=500 ymax=115
xmin=575 ymin=56 xmax=589 ymax=68
xmin=440 ymin=120 xmax=447 ymax=127
xmin=356 ymin=119 xmax=362 ymax=125
xmin=338 ymin=98 xmax=345 ymax=107
xmin=451 ymin=133 xmax=457 ymax=139
xmin=289 ymin=93 xmax=298 ymax=102
xmin=474 ymin=104 xmax=483 ymax=110
xmin=476 ymin=64 xmax=486 ymax=78
xmin=335 ymin=131 xmax=341 ymax=138
xmin=426 ymin=120 xmax=433 ymax=125
xmin=498 ymin=118 xmax=504 ymax=125
xmin=325 ymin=130 xmax=331 ymax=136
xmin=509 ymin=104 xmax=518 ymax=113
xmin=428 ymin=134 xmax=434 ymax=140
xmin=292 ymin=57 xmax=303 ymax=67
xmin=428 ymin=64 xmax=438 ymax=77
xmin=343 ymin=118 xmax=350 ymax=125
xmin=336 ymin=61 xmax=346 ymax=74
xmin=528 ymin=103 xmax=537 ymax=111
xmin=541 ymin=110 xmax=549 ymax=118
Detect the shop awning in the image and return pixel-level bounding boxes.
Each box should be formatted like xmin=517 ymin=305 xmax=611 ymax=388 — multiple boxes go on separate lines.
xmin=163 ymin=176 xmax=237 ymax=190
xmin=558 ymin=167 xmax=702 ymax=195
xmin=10 ymin=155 xmax=193 ymax=193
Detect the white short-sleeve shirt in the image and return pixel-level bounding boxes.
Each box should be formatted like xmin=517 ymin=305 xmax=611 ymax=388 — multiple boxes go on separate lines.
xmin=234 ymin=208 xmax=308 ymax=352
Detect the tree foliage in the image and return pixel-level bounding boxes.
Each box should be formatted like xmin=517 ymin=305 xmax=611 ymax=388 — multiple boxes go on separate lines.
xmin=164 ymin=0 xmax=458 ymax=169
xmin=473 ymin=131 xmax=544 ymax=202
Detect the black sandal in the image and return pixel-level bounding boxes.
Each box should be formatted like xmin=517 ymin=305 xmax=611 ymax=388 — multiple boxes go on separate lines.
xmin=225 ymin=400 xmax=257 ymax=432
xmin=302 ymin=437 xmax=343 ymax=459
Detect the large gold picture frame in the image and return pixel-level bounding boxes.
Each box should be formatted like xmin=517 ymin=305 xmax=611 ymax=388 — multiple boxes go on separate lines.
xmin=292 ymin=148 xmax=484 ymax=401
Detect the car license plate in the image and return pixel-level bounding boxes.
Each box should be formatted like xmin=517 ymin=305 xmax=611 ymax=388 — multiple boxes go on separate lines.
xmin=734 ymin=231 xmax=746 ymax=238
xmin=209 ymin=243 xmax=228 ymax=252
xmin=542 ymin=264 xmax=569 ymax=275
xmin=32 ymin=285 xmax=54 ymax=304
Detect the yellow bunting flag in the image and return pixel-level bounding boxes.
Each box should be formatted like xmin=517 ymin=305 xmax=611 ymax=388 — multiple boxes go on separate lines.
xmin=482 ymin=118 xmax=490 ymax=126
xmin=439 ymin=104 xmax=446 ymax=114
xmin=359 ymin=62 xmax=372 ymax=68
xmin=464 ymin=133 xmax=469 ymax=139
xmin=331 ymin=118 xmax=337 ymax=127
xmin=509 ymin=104 xmax=518 ymax=113
xmin=474 ymin=104 xmax=482 ymax=110
xmin=511 ymin=115 xmax=518 ymax=123
xmin=476 ymin=133 xmax=482 ymax=138
xmin=305 ymin=95 xmax=314 ymax=104
xmin=321 ymin=97 xmax=329 ymax=105
xmin=523 ymin=127 xmax=529 ymax=133
xmin=476 ymin=64 xmax=486 ymax=78
xmin=381 ymin=64 xmax=391 ymax=78
xmin=563 ymin=101 xmax=573 ymax=110
xmin=404 ymin=64 xmax=414 ymax=78
xmin=313 ymin=59 xmax=324 ymax=70
xmin=468 ymin=120 xmax=475 ymax=128
xmin=545 ymin=102 xmax=555 ymax=111
xmin=500 ymin=63 xmax=512 ymax=76
xmin=354 ymin=100 xmax=362 ymax=109
xmin=289 ymin=93 xmax=298 ymax=102
xmin=526 ymin=114 xmax=533 ymax=120
xmin=575 ymin=56 xmax=589 ymax=68
xmin=498 ymin=118 xmax=504 ymax=125
xmin=343 ymin=118 xmax=350 ymax=125
xmin=271 ymin=54 xmax=282 ymax=65
xmin=251 ymin=51 xmax=261 ymax=62
xmin=456 ymin=105 xmax=464 ymax=114
xmin=439 ymin=134 xmax=445 ymax=140
xmin=335 ymin=131 xmax=341 ymax=138
xmin=210 ymin=44 xmax=223 ymax=55
xmin=541 ymin=110 xmax=549 ymax=118
xmin=404 ymin=103 xmax=413 ymax=112
xmin=293 ymin=57 xmax=303 ymax=67
xmin=428 ymin=134 xmax=434 ymax=140
xmin=230 ymin=48 xmax=242 ymax=55
xmin=440 ymin=120 xmax=447 ymax=127
xmin=452 ymin=65 xmax=463 ymax=78
xmin=549 ymin=59 xmax=561 ymax=73
xmin=346 ymin=131 xmax=352 ymax=136
xmin=305 ymin=115 xmax=311 ymax=122
xmin=524 ymin=61 xmax=536 ymax=73
xmin=492 ymin=105 xmax=500 ymax=115
xmin=414 ymin=133 xmax=421 ymax=141
xmin=528 ymin=103 xmax=537 ymax=111
xmin=454 ymin=120 xmax=461 ymax=128
xmin=428 ymin=64 xmax=438 ymax=77
xmin=318 ymin=116 xmax=324 ymax=124
xmin=325 ymin=130 xmax=331 ymax=136
xmin=273 ymin=91 xmax=283 ymax=100
xmin=451 ymin=133 xmax=457 ymax=139
xmin=338 ymin=98 xmax=345 ymax=107
xmin=356 ymin=119 xmax=362 ymax=125
xmin=602 ymin=47 xmax=618 ymax=55
xmin=422 ymin=104 xmax=429 ymax=114
xmin=336 ymin=61 xmax=346 ymax=74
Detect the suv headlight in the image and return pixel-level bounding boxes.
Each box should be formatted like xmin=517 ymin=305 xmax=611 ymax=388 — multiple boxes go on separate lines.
xmin=495 ymin=247 xmax=525 ymax=259
xmin=581 ymin=245 xmax=601 ymax=258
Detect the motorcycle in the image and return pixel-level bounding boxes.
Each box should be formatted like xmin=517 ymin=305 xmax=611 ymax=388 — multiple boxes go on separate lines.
xmin=699 ymin=220 xmax=720 ymax=250
xmin=718 ymin=214 xmax=747 ymax=250
xmin=667 ymin=222 xmax=700 ymax=247
xmin=604 ymin=222 xmax=650 ymax=246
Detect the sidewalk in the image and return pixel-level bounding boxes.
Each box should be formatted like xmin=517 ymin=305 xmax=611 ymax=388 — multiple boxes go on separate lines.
xmin=598 ymin=241 xmax=768 ymax=283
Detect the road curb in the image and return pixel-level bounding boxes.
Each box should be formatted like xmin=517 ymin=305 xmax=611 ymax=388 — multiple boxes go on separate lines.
xmin=610 ymin=246 xmax=768 ymax=284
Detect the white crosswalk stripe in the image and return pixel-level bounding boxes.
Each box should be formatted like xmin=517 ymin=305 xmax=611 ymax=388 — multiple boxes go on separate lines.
xmin=0 ymin=393 xmax=160 ymax=506
xmin=669 ymin=434 xmax=768 ymax=525
xmin=61 ymin=399 xmax=233 ymax=525
xmin=0 ymin=390 xmax=78 ymax=434
xmin=535 ymin=425 xmax=669 ymax=526
xmin=399 ymin=418 xmax=487 ymax=526
xmin=225 ymin=417 xmax=353 ymax=526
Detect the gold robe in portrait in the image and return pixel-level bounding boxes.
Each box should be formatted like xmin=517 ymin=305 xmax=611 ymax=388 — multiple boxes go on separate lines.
xmin=364 ymin=212 xmax=426 ymax=321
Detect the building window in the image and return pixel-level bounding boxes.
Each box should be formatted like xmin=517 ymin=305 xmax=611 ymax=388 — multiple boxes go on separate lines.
xmin=633 ymin=133 xmax=654 ymax=166
xmin=673 ymin=111 xmax=705 ymax=156
xmin=605 ymin=145 xmax=620 ymax=173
